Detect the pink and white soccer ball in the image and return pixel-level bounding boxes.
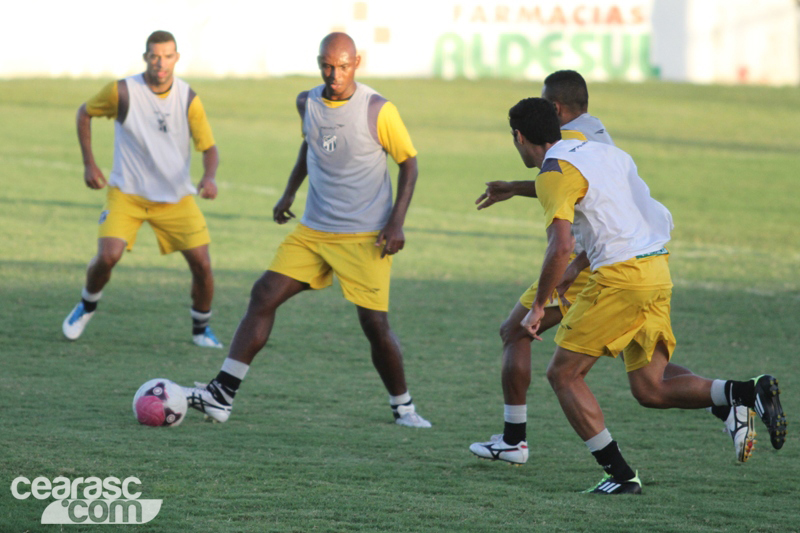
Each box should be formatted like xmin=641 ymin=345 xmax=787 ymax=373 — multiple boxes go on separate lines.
xmin=132 ymin=379 xmax=187 ymax=427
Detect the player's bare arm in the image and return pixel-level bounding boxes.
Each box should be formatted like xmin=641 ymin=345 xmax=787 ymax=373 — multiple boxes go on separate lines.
xmin=556 ymin=250 xmax=589 ymax=307
xmin=475 ymin=180 xmax=537 ymax=210
xmin=521 ymin=218 xmax=573 ymax=339
xmin=377 ymin=156 xmax=418 ymax=258
xmin=76 ymin=104 xmax=107 ymax=190
xmin=273 ymin=141 xmax=309 ymax=224
xmin=197 ymin=145 xmax=219 ymax=200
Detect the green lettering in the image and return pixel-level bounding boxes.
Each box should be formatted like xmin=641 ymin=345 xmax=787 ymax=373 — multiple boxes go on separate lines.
xmin=109 ymin=500 xmax=143 ymax=524
xmin=497 ymin=34 xmax=531 ymax=78
xmin=570 ymin=33 xmax=596 ymax=75
xmin=539 ymin=33 xmax=563 ymax=73
xmin=433 ymin=33 xmax=465 ymax=78
xmin=470 ymin=35 xmax=494 ymax=77
xmin=89 ymin=500 xmax=109 ymax=523
xmin=68 ymin=500 xmax=88 ymax=524
xmin=601 ymin=34 xmax=632 ymax=79
xmin=638 ymin=34 xmax=660 ymax=79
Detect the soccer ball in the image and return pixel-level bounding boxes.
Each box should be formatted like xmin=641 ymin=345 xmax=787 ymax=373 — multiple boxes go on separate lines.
xmin=132 ymin=379 xmax=188 ymax=427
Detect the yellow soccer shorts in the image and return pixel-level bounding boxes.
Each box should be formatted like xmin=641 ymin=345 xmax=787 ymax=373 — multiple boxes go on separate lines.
xmin=520 ymin=257 xmax=591 ymax=316
xmin=554 ymin=276 xmax=677 ymax=373
xmin=97 ymin=187 xmax=211 ymax=255
xmin=268 ymin=224 xmax=393 ymax=312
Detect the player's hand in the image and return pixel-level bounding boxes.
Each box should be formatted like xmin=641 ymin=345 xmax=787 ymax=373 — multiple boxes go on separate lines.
xmin=475 ymin=181 xmax=514 ymax=210
xmin=273 ymin=195 xmax=296 ymax=224
xmin=521 ymin=305 xmax=545 ymax=341
xmin=376 ymin=221 xmax=405 ymax=258
xmin=83 ymin=163 xmax=107 ymax=190
xmin=197 ymin=176 xmax=218 ymax=199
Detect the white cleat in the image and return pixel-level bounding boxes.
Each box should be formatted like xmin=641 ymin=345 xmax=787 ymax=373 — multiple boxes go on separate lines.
xmin=470 ymin=434 xmax=529 ymax=464
xmin=393 ymin=403 xmax=432 ymax=428
xmin=62 ymin=302 xmax=95 ymax=340
xmin=192 ymin=328 xmax=223 ymax=348
xmin=726 ymin=405 xmax=756 ymax=463
xmin=182 ymin=382 xmax=232 ymax=423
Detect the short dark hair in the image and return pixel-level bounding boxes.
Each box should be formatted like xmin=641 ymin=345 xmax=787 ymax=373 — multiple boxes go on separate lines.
xmin=145 ymin=31 xmax=177 ymax=53
xmin=509 ymin=98 xmax=562 ymax=146
xmin=542 ymin=70 xmax=588 ymax=112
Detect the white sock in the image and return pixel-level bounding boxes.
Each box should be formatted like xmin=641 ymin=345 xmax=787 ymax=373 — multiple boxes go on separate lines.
xmin=221 ymin=358 xmax=250 ymax=380
xmin=389 ymin=392 xmax=412 ymax=406
xmin=190 ymin=308 xmax=212 ymax=322
xmin=81 ymin=287 xmax=102 ymax=302
xmin=710 ymin=379 xmax=730 ymax=406
xmin=584 ymin=428 xmax=613 ymax=453
xmin=504 ymin=404 xmax=527 ymax=424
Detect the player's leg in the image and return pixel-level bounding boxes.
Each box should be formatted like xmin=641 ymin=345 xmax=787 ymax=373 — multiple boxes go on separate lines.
xmin=547 ymin=346 xmax=641 ymax=494
xmin=184 ymin=271 xmax=308 ymax=422
xmin=181 ymin=244 xmax=221 ymax=348
xmin=64 ymin=188 xmax=143 ymax=340
xmin=356 ymin=306 xmax=430 ymax=428
xmin=63 ymin=237 xmax=127 ymax=340
xmin=470 ymin=303 xmax=562 ymax=464
xmin=628 ymin=342 xmax=783 ymax=455
xmin=661 ymin=359 xmax=754 ymax=460
xmin=502 ymin=303 xmax=563 ymax=404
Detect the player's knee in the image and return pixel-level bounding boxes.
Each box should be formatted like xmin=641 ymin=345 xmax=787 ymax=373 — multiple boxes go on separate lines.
xmin=545 ymin=363 xmax=567 ymax=391
xmin=249 ymin=277 xmax=281 ymax=313
xmin=630 ymin=385 xmax=666 ymax=408
xmin=95 ymin=248 xmax=123 ymax=269
xmin=499 ymin=317 xmax=526 ymax=346
xmin=359 ymin=311 xmax=391 ymax=340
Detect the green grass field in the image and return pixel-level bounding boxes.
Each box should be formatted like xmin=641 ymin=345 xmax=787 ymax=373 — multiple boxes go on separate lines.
xmin=1 ymin=77 xmax=799 ymax=532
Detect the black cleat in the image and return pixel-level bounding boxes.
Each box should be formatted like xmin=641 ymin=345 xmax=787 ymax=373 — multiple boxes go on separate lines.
xmin=752 ymin=375 xmax=787 ymax=450
xmin=582 ymin=472 xmax=642 ymax=495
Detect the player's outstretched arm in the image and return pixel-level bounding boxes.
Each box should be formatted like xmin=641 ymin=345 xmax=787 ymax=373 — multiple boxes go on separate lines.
xmin=76 ymin=104 xmax=107 ymax=190
xmin=197 ymin=145 xmax=219 ymax=199
xmin=475 ymin=180 xmax=538 ymax=210
xmin=376 ymin=156 xmax=418 ymax=258
xmin=522 ymin=219 xmax=573 ymax=339
xmin=273 ymin=141 xmax=309 ymax=224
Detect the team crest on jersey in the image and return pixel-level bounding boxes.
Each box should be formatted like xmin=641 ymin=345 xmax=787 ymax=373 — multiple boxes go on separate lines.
xmin=153 ymin=110 xmax=170 ymax=133
xmin=321 ymin=134 xmax=337 ymax=152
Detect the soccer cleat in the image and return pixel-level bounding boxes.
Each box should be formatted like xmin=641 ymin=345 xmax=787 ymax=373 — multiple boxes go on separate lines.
xmin=582 ymin=471 xmax=642 ymax=495
xmin=182 ymin=382 xmax=232 ymax=423
xmin=469 ymin=434 xmax=529 ymax=464
xmin=392 ymin=403 xmax=432 ymax=428
xmin=192 ymin=328 xmax=223 ymax=348
xmin=725 ymin=405 xmax=756 ymax=463
xmin=62 ymin=301 xmax=95 ymax=340
xmin=752 ymin=375 xmax=787 ymax=449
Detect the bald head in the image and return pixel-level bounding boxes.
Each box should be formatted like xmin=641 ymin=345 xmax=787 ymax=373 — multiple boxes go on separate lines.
xmin=317 ymin=32 xmax=360 ymax=101
xmin=319 ymin=32 xmax=356 ymax=57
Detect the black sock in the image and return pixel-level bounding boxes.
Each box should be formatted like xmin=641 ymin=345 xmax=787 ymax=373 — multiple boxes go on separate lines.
xmin=710 ymin=405 xmax=731 ymax=422
xmin=209 ymin=371 xmax=241 ymax=403
xmin=591 ymin=441 xmax=635 ymax=481
xmin=503 ymin=422 xmax=526 ymax=445
xmin=82 ymin=298 xmax=98 ymax=313
xmin=725 ymin=380 xmax=755 ymax=408
xmin=192 ymin=308 xmax=211 ymax=335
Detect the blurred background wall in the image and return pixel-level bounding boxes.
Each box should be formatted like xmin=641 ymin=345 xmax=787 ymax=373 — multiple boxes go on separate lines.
xmin=2 ymin=0 xmax=797 ymax=85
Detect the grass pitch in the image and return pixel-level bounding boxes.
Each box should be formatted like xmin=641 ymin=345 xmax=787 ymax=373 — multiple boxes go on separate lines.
xmin=1 ymin=77 xmax=799 ymax=532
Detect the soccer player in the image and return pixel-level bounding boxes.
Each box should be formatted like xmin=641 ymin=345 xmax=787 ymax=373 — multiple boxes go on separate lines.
xmin=470 ymin=71 xmax=756 ymax=465
xmin=491 ymin=97 xmax=786 ymax=493
xmin=182 ymin=32 xmax=430 ymax=428
xmin=62 ymin=30 xmax=223 ymax=348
